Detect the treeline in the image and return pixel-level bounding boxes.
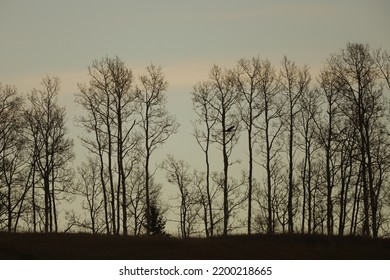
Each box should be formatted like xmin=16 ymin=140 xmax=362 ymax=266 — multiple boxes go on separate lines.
xmin=0 ymin=76 xmax=74 ymax=233
xmin=1 ymin=43 xmax=389 ymax=238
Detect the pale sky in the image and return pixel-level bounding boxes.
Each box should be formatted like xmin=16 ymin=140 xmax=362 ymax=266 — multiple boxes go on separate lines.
xmin=1 ymin=0 xmax=389 ymax=232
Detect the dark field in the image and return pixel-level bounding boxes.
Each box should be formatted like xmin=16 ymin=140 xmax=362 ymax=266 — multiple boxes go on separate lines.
xmin=0 ymin=232 xmax=389 ymax=260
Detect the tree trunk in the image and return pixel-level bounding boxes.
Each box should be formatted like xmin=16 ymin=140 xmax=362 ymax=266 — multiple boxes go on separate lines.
xmin=247 ymin=121 xmax=253 ymax=235
xmin=106 ymin=96 xmax=116 ymax=235
xmin=301 ymin=141 xmax=308 ymax=234
xmin=222 ymin=110 xmax=229 ymax=236
xmin=205 ymin=144 xmax=213 ymax=237
xmin=326 ymin=109 xmax=334 ymax=235
xmin=287 ymin=107 xmax=294 ymax=234
xmin=264 ymin=100 xmax=273 ymax=234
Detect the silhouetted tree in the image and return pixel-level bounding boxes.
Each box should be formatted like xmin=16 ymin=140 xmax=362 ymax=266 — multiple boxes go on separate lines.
xmin=255 ymin=59 xmax=284 ymax=234
xmin=211 ymin=171 xmax=247 ymax=234
xmin=109 ymin=57 xmax=139 ymax=235
xmin=0 ymin=83 xmax=28 ymax=232
xmin=191 ymin=170 xmax=218 ymax=236
xmin=192 ymin=81 xmax=217 ymax=237
xmin=136 ymin=64 xmax=179 ymax=235
xmin=234 ymin=57 xmax=263 ymax=234
xmin=76 ymin=56 xmax=138 ymax=235
xmin=296 ymin=89 xmax=321 ymax=234
xmin=373 ymin=48 xmax=390 ymax=88
xmin=127 ymin=165 xmax=146 ymax=235
xmin=335 ymin=119 xmax=357 ymax=236
xmin=25 ymin=76 xmax=74 ymax=233
xmin=316 ymin=67 xmax=344 ymax=235
xmin=279 ymin=57 xmax=311 ymax=233
xmin=207 ymin=65 xmax=241 ymax=236
xmin=76 ymin=80 xmax=110 ymax=233
xmin=146 ymin=197 xmax=167 ymax=236
xmin=164 ymin=155 xmax=202 ymax=238
xmin=327 ymin=43 xmax=389 ymax=237
xmin=70 ymin=157 xmax=105 ymax=234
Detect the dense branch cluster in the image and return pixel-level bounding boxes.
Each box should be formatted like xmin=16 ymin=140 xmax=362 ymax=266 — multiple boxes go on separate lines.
xmin=1 ymin=43 xmax=390 ymax=238
xmin=0 ymin=76 xmax=74 ymax=233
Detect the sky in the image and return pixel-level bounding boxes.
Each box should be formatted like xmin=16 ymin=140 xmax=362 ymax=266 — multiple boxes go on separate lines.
xmin=1 ymin=0 xmax=389 ymax=233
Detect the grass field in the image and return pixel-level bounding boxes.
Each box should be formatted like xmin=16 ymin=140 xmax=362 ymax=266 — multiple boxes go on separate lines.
xmin=0 ymin=232 xmax=389 ymax=260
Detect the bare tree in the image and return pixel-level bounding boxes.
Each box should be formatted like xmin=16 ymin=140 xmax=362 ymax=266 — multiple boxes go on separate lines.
xmin=108 ymin=57 xmax=139 ymax=235
xmin=296 ymin=89 xmax=321 ymax=233
xmin=127 ymin=165 xmax=146 ymax=235
xmin=24 ymin=76 xmax=74 ymax=232
xmin=211 ymin=171 xmax=247 ymax=234
xmin=164 ymin=155 xmax=201 ymax=238
xmin=71 ymin=157 xmax=105 ymax=234
xmin=336 ymin=119 xmax=358 ymax=236
xmin=207 ymin=65 xmax=241 ymax=236
xmin=279 ymin=56 xmax=311 ymax=233
xmin=75 ymin=79 xmax=110 ymax=233
xmin=76 ymin=56 xmax=138 ymax=235
xmin=192 ymin=81 xmax=217 ymax=236
xmin=328 ymin=43 xmax=389 ymax=237
xmin=273 ymin=165 xmax=289 ymax=233
xmin=191 ymin=170 xmax=217 ymax=236
xmin=371 ymin=124 xmax=390 ymax=235
xmin=255 ymin=59 xmax=284 ymax=234
xmin=0 ymin=83 xmax=28 ymax=232
xmin=136 ymin=64 xmax=179 ymax=235
xmin=373 ymin=48 xmax=390 ymax=88
xmin=234 ymin=57 xmax=263 ymax=234
xmin=316 ymin=68 xmax=343 ymax=235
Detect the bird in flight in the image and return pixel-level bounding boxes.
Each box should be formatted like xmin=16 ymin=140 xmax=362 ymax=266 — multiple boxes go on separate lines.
xmin=224 ymin=125 xmax=235 ymax=133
